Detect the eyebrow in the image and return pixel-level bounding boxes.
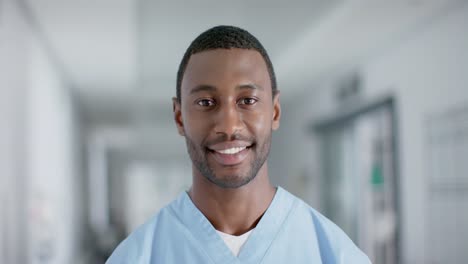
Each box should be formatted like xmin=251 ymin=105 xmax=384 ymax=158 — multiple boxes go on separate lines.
xmin=237 ymin=83 xmax=264 ymax=91
xmin=189 ymin=84 xmax=217 ymax=95
xmin=189 ymin=83 xmax=264 ymax=95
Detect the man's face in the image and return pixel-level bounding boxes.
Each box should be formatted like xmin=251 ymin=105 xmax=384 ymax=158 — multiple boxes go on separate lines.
xmin=174 ymin=48 xmax=281 ymax=188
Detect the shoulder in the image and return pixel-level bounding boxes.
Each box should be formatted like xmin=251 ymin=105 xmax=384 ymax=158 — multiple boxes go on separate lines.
xmin=105 ymin=200 xmax=178 ymax=264
xmin=281 ymin=188 xmax=371 ymax=263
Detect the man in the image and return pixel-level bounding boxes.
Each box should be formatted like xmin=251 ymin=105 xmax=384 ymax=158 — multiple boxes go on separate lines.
xmin=107 ymin=25 xmax=370 ymax=263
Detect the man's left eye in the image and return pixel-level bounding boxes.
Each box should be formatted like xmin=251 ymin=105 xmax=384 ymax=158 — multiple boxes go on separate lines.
xmin=239 ymin=98 xmax=257 ymax=105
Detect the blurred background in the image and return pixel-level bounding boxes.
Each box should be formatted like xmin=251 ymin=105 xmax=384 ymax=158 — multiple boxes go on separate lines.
xmin=1 ymin=0 xmax=468 ymax=263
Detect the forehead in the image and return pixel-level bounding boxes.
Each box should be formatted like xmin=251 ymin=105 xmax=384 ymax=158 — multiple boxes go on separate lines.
xmin=181 ymin=49 xmax=271 ymax=95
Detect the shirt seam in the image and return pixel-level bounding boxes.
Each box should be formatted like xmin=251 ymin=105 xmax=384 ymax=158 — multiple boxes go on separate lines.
xmin=166 ymin=205 xmax=219 ymax=264
xmin=258 ymin=197 xmax=299 ymax=264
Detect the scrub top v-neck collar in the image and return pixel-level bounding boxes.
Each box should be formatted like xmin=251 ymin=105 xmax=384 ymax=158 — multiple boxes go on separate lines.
xmin=169 ymin=187 xmax=297 ymax=264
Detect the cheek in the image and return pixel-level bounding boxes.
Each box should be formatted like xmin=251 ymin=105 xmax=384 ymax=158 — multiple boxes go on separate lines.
xmin=244 ymin=111 xmax=272 ymax=136
xmin=182 ymin=111 xmax=211 ymax=139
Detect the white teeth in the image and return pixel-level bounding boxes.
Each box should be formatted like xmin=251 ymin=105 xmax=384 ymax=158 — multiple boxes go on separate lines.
xmin=217 ymin=147 xmax=246 ymax=155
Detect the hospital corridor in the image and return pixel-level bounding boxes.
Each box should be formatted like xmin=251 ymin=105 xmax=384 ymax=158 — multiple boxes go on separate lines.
xmin=1 ymin=0 xmax=468 ymax=263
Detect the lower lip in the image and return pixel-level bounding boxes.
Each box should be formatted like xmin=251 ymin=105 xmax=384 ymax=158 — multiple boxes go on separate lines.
xmin=209 ymin=147 xmax=250 ymax=166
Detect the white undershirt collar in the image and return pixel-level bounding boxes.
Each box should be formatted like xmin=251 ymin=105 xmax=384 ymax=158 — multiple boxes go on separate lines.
xmin=216 ymin=229 xmax=254 ymax=256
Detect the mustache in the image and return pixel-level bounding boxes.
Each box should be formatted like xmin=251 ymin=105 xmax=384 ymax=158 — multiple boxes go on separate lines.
xmin=204 ymin=133 xmax=254 ymax=146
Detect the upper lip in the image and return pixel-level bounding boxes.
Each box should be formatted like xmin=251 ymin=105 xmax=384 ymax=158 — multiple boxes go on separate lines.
xmin=207 ymin=141 xmax=252 ymax=151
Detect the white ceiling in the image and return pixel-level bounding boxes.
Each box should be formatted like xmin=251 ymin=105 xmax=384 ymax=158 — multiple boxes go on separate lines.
xmin=25 ymin=0 xmax=463 ymax=121
xmin=138 ymin=0 xmax=341 ymax=100
xmin=26 ymin=0 xmax=138 ymax=93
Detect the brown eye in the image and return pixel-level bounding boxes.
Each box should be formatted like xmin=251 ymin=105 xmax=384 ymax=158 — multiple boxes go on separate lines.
xmin=197 ymin=99 xmax=216 ymax=107
xmin=239 ymin=98 xmax=257 ymax=105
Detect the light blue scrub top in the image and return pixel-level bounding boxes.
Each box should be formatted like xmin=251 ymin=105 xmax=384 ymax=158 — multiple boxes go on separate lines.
xmin=107 ymin=187 xmax=371 ymax=263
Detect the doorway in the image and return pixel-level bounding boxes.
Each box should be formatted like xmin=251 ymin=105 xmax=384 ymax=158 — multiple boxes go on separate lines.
xmin=313 ymin=97 xmax=400 ymax=264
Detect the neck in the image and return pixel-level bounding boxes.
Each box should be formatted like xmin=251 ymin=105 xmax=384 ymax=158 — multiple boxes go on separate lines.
xmin=188 ymin=163 xmax=276 ymax=236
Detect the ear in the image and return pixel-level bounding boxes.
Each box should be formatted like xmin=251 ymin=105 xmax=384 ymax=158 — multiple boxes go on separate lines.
xmin=172 ymin=97 xmax=185 ymax=136
xmin=272 ymin=90 xmax=281 ymax=131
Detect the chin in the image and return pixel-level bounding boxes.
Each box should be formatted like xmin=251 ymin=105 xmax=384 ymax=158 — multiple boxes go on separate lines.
xmin=209 ymin=173 xmax=256 ymax=189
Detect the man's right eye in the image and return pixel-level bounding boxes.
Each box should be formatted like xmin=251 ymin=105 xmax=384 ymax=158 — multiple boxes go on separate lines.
xmin=196 ymin=99 xmax=216 ymax=107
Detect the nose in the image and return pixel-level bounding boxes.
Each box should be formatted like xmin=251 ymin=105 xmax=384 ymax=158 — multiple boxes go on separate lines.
xmin=213 ymin=104 xmax=243 ymax=137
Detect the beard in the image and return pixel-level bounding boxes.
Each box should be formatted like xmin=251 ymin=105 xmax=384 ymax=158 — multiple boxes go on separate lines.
xmin=185 ymin=132 xmax=272 ymax=189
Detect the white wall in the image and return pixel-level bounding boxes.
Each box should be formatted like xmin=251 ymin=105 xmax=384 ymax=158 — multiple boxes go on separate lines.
xmin=26 ymin=38 xmax=85 ymax=264
xmin=359 ymin=4 xmax=468 ymax=263
xmin=0 ymin=1 xmax=30 ymax=263
xmin=269 ymin=93 xmax=324 ymax=209
xmin=270 ymin=2 xmax=468 ymax=264
xmin=0 ymin=1 xmax=86 ymax=263
xmin=123 ymin=160 xmax=191 ymax=233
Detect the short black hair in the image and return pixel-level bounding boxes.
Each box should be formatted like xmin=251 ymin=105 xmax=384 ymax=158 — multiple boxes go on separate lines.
xmin=176 ymin=25 xmax=277 ymax=102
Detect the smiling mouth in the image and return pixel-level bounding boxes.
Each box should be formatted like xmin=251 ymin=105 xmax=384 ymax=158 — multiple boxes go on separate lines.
xmin=207 ymin=144 xmax=254 ymax=166
xmin=207 ymin=144 xmax=254 ymax=153
xmin=214 ymin=146 xmax=246 ymax=154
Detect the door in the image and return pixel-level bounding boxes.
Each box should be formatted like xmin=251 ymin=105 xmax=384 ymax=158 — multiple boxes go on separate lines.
xmin=314 ymin=98 xmax=400 ymax=264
